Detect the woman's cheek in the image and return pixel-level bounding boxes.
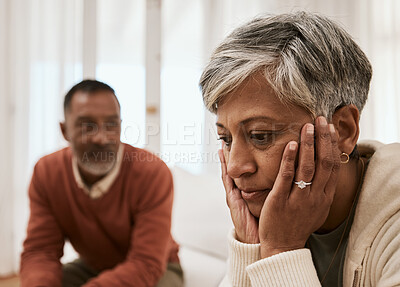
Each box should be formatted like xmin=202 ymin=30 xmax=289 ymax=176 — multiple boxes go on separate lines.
xmin=258 ymin=144 xmax=285 ymax=182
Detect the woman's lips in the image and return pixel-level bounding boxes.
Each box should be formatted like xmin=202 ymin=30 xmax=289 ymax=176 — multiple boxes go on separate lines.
xmin=240 ymin=189 xmax=270 ymax=201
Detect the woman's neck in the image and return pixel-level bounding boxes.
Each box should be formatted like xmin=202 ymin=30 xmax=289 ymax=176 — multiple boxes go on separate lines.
xmin=316 ymin=157 xmax=365 ymax=234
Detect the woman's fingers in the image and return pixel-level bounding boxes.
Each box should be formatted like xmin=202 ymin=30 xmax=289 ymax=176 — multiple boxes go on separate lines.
xmin=259 ymin=118 xmax=341 ymax=254
xmin=218 ymin=149 xmax=242 ymax=204
xmin=294 ymin=123 xmax=315 ymax=190
xmin=218 ymin=149 xmax=231 ymax=189
xmin=270 ymin=141 xmax=298 ymax=199
xmin=311 ymin=116 xmax=334 ymax=191
xmin=218 ymin=149 xmax=234 ymax=201
xmin=324 ymin=124 xmax=340 ymax=202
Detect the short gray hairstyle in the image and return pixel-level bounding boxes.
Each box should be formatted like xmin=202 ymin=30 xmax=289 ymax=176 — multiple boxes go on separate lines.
xmin=199 ymin=12 xmax=372 ymax=119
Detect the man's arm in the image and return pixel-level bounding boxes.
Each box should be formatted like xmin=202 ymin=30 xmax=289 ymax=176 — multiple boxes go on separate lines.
xmin=84 ymin=161 xmax=174 ymax=287
xmin=20 ymin=163 xmax=65 ymax=287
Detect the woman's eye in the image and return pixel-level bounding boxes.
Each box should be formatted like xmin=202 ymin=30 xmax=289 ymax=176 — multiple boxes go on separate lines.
xmin=218 ymin=136 xmax=232 ymax=147
xmin=250 ymin=132 xmax=272 ymax=144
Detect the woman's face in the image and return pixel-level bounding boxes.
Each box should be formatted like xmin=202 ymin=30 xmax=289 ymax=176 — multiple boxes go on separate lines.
xmin=216 ymin=73 xmax=313 ymax=218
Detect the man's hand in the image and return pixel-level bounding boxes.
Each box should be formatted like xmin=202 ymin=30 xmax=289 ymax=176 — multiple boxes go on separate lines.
xmin=219 ymin=148 xmax=260 ymax=244
xmin=259 ymin=117 xmax=340 ymax=258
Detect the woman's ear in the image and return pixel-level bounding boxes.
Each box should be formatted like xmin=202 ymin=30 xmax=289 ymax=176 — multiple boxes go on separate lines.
xmin=331 ymin=104 xmax=360 ymax=154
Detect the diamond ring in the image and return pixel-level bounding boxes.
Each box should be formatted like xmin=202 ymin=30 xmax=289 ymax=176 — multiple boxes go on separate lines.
xmin=294 ymin=180 xmax=312 ymax=189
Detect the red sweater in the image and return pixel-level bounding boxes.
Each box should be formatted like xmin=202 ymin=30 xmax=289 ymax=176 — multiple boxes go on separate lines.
xmin=20 ymin=144 xmax=179 ymax=287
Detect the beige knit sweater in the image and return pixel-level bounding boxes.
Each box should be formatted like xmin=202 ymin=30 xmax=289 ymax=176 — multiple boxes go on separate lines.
xmin=220 ymin=141 xmax=400 ymax=287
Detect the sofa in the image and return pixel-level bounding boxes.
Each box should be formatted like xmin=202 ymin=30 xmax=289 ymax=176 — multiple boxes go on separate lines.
xmin=171 ymin=167 xmax=233 ymax=287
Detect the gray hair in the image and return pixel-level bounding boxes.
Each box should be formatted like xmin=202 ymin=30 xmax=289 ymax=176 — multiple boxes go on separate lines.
xmin=199 ymin=12 xmax=372 ymax=119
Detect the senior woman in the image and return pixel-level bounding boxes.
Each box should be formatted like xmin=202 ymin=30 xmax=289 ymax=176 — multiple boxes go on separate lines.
xmin=199 ymin=12 xmax=400 ymax=287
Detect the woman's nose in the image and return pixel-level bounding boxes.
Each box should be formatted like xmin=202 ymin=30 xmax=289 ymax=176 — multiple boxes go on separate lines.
xmin=226 ymin=141 xmax=257 ymax=179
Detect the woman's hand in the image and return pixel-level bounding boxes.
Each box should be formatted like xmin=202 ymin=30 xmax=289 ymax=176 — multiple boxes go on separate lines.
xmin=259 ymin=117 xmax=341 ymax=258
xmin=219 ymin=148 xmax=260 ymax=244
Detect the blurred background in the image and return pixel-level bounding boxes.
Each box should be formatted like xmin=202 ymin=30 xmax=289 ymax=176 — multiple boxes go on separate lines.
xmin=0 ymin=0 xmax=399 ymax=279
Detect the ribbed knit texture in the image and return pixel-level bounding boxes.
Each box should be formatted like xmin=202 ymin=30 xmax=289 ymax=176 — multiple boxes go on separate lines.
xmin=227 ymin=229 xmax=260 ymax=287
xmin=247 ymin=249 xmax=320 ymax=286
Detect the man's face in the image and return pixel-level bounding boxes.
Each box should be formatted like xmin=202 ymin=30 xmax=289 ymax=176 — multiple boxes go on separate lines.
xmin=216 ymin=73 xmax=313 ymax=218
xmin=61 ymin=90 xmax=121 ymax=177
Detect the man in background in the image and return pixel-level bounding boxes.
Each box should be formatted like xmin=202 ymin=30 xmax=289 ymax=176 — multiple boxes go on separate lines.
xmin=20 ymin=80 xmax=182 ymax=287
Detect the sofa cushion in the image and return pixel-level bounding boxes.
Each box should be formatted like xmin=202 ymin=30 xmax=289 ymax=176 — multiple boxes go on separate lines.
xmin=171 ymin=166 xmax=233 ymax=261
xmin=178 ymin=246 xmax=227 ymax=287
